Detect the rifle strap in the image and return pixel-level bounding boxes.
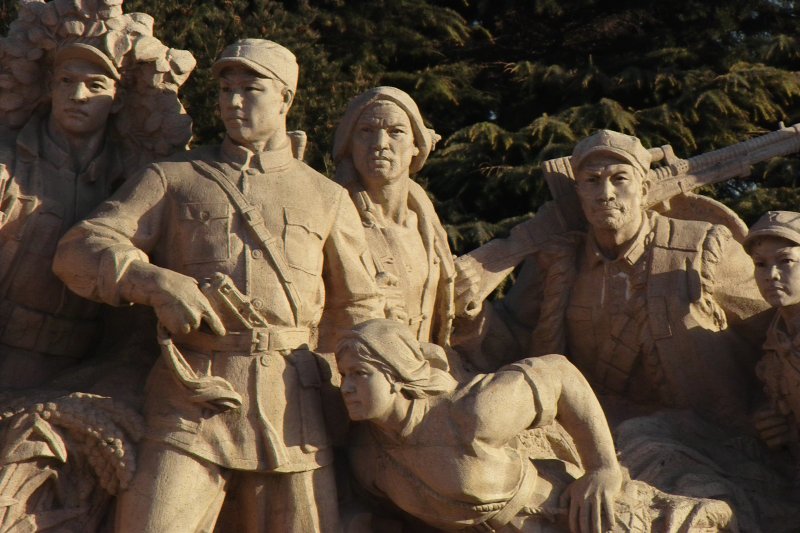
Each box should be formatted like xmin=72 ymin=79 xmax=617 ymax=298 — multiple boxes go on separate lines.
xmin=190 ymin=160 xmax=302 ymax=327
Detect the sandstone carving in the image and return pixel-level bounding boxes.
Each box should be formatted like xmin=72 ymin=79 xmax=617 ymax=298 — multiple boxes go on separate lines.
xmin=332 ymin=87 xmax=455 ymax=350
xmin=0 ymin=1 xmax=795 ymax=530
xmin=337 ymin=319 xmax=734 ymax=533
xmin=454 ymin=130 xmax=767 ymax=418
xmin=456 ymin=122 xmax=800 ymax=313
xmin=745 ymin=210 xmax=800 ymax=485
xmin=452 ymin=129 xmax=800 ymax=531
xmin=0 ymin=0 xmax=194 ymax=386
xmin=0 ymin=0 xmax=194 ymax=530
xmin=54 ymin=38 xmax=383 ymax=532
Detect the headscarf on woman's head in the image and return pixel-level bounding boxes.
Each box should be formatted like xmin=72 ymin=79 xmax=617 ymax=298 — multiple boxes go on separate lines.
xmin=336 ymin=319 xmax=456 ymax=399
xmin=333 ymin=86 xmax=441 ymax=186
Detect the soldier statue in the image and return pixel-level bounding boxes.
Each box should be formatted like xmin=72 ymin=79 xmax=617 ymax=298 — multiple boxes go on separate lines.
xmin=55 ymin=39 xmax=383 ymax=532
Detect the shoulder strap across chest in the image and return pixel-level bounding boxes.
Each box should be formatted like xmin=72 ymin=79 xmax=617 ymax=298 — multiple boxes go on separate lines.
xmin=190 ymin=159 xmax=303 ymax=326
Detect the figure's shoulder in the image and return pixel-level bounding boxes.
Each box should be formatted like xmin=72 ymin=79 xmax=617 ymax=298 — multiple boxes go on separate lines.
xmin=651 ymin=212 xmax=728 ymax=251
xmin=148 ymin=145 xmax=218 ymax=173
xmin=290 ymin=159 xmax=344 ymax=196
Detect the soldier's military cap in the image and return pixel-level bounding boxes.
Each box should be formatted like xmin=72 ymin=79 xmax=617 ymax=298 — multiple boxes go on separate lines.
xmin=571 ymin=129 xmax=652 ymax=177
xmin=54 ymin=43 xmax=120 ymax=81
xmin=745 ymin=210 xmax=800 ymax=252
xmin=212 ymin=38 xmax=298 ymax=91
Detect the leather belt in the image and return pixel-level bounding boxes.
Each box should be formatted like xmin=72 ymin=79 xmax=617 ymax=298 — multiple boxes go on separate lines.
xmin=172 ymin=326 xmax=311 ymax=354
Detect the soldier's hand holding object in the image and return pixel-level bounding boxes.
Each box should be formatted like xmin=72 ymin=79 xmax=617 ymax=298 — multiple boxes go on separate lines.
xmin=120 ymin=260 xmax=226 ymax=336
xmin=453 ymin=254 xmax=483 ymax=317
xmin=152 ymin=272 xmax=226 ymax=336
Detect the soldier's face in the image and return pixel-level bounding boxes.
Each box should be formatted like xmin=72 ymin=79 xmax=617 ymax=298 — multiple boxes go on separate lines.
xmin=575 ymin=154 xmax=647 ymax=232
xmin=219 ymin=66 xmax=291 ymax=147
xmin=751 ymin=236 xmax=800 ymax=309
xmin=351 ymin=101 xmax=419 ymax=187
xmin=338 ymin=351 xmax=396 ymax=423
xmin=50 ymin=58 xmax=118 ymax=136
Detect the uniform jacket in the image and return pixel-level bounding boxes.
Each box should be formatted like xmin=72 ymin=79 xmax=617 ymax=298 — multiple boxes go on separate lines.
xmin=0 ymin=113 xmax=126 ymax=357
xmin=54 ymin=137 xmax=383 ymax=472
xmin=344 ymin=179 xmax=455 ymax=347
xmin=455 ymin=211 xmax=768 ymax=425
xmin=758 ymin=311 xmax=800 ymax=438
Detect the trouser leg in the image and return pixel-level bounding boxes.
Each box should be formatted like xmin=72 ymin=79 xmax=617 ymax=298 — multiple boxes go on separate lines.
xmin=115 ymin=439 xmax=228 ymax=533
xmin=237 ymin=463 xmax=341 ymax=533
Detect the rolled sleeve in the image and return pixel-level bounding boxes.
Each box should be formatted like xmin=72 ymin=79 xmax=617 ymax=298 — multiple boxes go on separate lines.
xmin=54 ymin=165 xmax=167 ymax=306
xmin=501 ymin=357 xmax=558 ymax=428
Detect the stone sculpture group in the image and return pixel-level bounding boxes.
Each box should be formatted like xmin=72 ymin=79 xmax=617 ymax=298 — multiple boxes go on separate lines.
xmin=0 ymin=1 xmax=797 ymax=532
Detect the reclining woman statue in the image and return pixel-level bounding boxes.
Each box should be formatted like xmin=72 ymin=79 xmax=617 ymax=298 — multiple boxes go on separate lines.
xmin=335 ymin=319 xmax=734 ymax=533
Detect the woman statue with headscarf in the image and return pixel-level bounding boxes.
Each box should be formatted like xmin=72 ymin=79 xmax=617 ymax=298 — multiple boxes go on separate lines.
xmin=333 ymin=87 xmax=455 ymax=350
xmin=336 ymin=319 xmax=734 ymax=533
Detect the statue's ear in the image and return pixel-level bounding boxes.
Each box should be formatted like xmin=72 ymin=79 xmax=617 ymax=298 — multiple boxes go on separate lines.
xmin=641 ymin=176 xmax=651 ymax=199
xmin=281 ymin=87 xmax=294 ymax=114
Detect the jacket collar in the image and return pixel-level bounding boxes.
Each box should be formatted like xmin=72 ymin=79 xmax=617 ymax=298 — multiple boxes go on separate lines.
xmin=585 ymin=211 xmax=654 ymax=269
xmin=220 ymin=135 xmax=294 ymax=173
xmin=17 ymin=113 xmax=123 ymax=184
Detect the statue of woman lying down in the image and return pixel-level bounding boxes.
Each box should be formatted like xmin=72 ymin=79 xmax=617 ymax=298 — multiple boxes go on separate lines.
xmin=336 ymin=319 xmax=735 ymax=533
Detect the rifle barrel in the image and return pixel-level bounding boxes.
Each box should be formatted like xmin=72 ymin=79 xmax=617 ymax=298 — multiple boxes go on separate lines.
xmin=674 ymin=123 xmax=800 ymax=177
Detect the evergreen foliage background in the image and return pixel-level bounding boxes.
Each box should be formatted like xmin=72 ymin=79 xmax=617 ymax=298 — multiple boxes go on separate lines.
xmin=2 ymin=0 xmax=800 ymax=254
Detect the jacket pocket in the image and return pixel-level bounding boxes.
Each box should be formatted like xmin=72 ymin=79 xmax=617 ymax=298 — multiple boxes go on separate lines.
xmin=178 ymin=202 xmax=231 ymax=264
xmin=283 ymin=207 xmax=324 ymax=275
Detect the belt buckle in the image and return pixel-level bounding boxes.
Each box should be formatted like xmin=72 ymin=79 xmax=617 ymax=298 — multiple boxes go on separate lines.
xmin=252 ymin=330 xmax=270 ymax=353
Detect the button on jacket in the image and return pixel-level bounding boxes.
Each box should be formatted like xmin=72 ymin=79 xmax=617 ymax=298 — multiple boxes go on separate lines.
xmin=54 ymin=137 xmax=383 ymax=472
